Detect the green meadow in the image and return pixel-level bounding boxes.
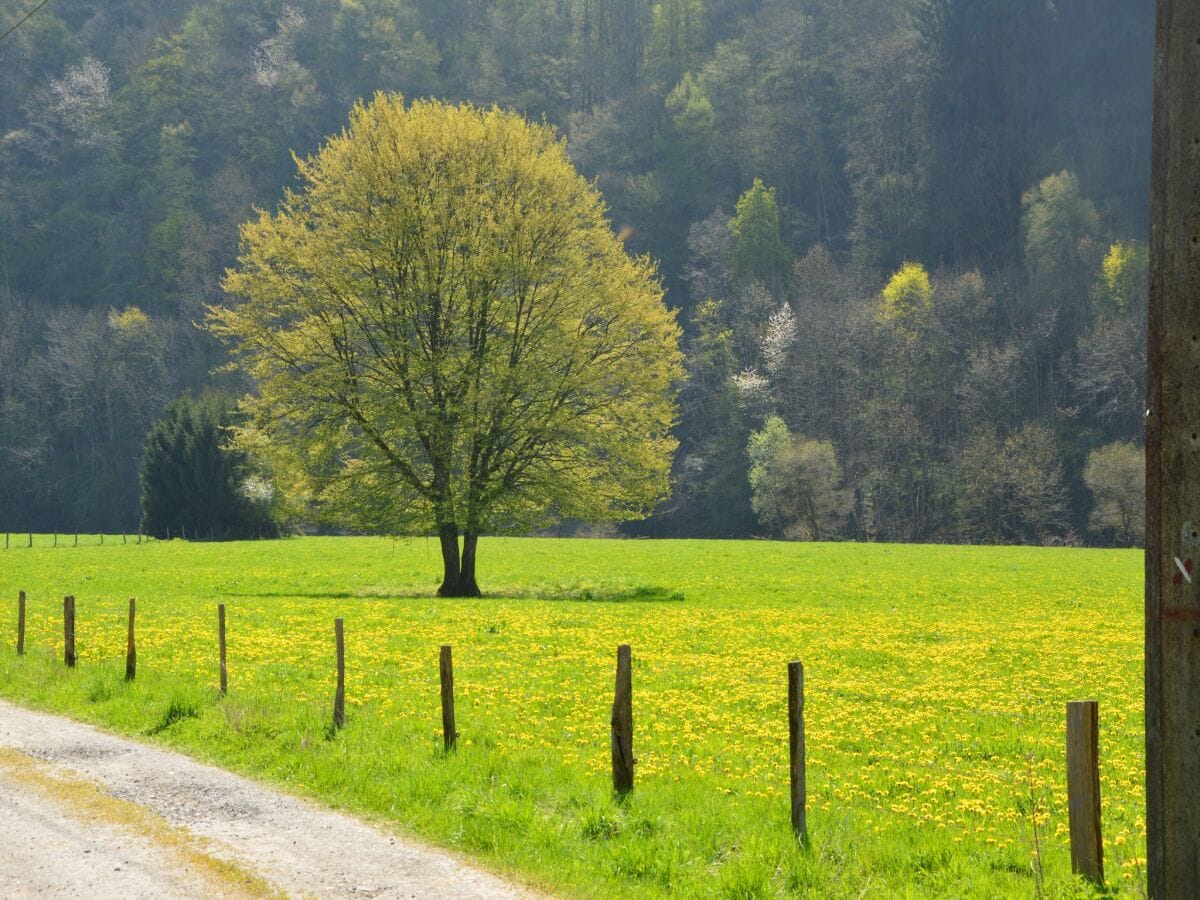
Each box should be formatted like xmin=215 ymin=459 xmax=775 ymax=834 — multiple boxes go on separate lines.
xmin=0 ymin=537 xmax=1142 ymax=897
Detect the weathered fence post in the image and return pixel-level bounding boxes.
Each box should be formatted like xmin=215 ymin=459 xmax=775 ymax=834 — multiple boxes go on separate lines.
xmin=1067 ymin=700 xmax=1104 ymax=885
xmin=789 ymin=660 xmax=808 ymax=844
xmin=218 ymin=603 xmax=227 ymax=695
xmin=17 ymin=591 xmax=25 ymax=655
xmin=27 ymin=533 xmax=31 ymax=548
xmin=440 ymin=645 xmax=456 ymax=751
xmin=53 ymin=533 xmax=57 ymax=548
xmin=611 ymin=644 xmax=634 ymax=794
xmin=333 ymin=618 xmax=346 ymax=729
xmin=74 ymin=532 xmax=78 ymax=547
xmin=63 ymin=595 xmax=75 ymax=667
xmin=125 ymin=598 xmax=136 ymax=681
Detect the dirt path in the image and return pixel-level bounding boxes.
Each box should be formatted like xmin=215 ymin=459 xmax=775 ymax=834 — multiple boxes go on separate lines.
xmin=0 ymin=699 xmax=535 ymax=898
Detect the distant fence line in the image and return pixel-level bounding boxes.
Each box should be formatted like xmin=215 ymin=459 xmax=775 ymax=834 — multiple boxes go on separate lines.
xmin=2 ymin=528 xmax=279 ymax=548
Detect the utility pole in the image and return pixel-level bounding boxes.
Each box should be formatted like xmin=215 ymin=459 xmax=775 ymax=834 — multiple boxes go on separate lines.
xmin=1147 ymin=2 xmax=1200 ymax=894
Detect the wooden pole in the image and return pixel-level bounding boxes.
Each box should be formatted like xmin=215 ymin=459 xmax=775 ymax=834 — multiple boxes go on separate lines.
xmin=125 ymin=598 xmax=136 ymax=681
xmin=1066 ymin=700 xmax=1104 ymax=885
xmin=439 ymin=644 xmax=456 ymax=751
xmin=63 ymin=595 xmax=75 ymax=667
xmin=611 ymin=644 xmax=634 ymax=794
xmin=1147 ymin=3 xmax=1200 ymax=893
xmin=333 ymin=618 xmax=345 ymax=729
xmin=16 ymin=591 xmax=25 ymax=655
xmin=218 ymin=604 xmax=227 ymax=695
xmin=788 ymin=661 xmax=808 ymax=843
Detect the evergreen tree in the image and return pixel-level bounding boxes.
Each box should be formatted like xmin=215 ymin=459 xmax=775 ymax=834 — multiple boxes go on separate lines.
xmin=139 ymin=393 xmax=276 ymax=538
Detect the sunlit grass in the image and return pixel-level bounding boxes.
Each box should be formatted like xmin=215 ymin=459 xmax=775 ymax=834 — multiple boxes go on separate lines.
xmin=0 ymin=537 xmax=1140 ymax=897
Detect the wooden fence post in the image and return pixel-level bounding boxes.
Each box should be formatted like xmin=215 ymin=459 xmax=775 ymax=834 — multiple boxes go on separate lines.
xmin=17 ymin=591 xmax=25 ymax=655
xmin=440 ymin=645 xmax=456 ymax=751
xmin=1067 ymin=700 xmax=1104 ymax=885
xmin=611 ymin=644 xmax=634 ymax=794
xmin=125 ymin=598 xmax=136 ymax=681
xmin=63 ymin=595 xmax=75 ymax=667
xmin=333 ymin=618 xmax=345 ymax=729
xmin=27 ymin=533 xmax=31 ymax=548
xmin=789 ymin=661 xmax=808 ymax=844
xmin=218 ymin=604 xmax=228 ymax=695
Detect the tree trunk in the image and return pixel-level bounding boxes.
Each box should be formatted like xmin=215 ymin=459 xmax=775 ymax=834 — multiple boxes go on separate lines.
xmin=437 ymin=523 xmax=461 ymax=596
xmin=436 ymin=525 xmax=482 ymax=597
xmin=458 ymin=531 xmax=481 ymax=597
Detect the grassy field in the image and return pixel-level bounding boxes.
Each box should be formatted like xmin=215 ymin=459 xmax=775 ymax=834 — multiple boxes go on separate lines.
xmin=0 ymin=537 xmax=1142 ymax=897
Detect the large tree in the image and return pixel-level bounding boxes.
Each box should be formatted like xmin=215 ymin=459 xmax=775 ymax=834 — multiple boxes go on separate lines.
xmin=211 ymin=94 xmax=682 ymax=595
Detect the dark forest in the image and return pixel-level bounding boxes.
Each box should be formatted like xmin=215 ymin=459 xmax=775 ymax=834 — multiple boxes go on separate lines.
xmin=0 ymin=0 xmax=1153 ymax=543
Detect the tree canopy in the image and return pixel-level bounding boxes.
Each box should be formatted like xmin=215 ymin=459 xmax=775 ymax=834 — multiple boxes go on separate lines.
xmin=211 ymin=94 xmax=682 ymax=593
xmin=1083 ymin=440 xmax=1145 ymax=546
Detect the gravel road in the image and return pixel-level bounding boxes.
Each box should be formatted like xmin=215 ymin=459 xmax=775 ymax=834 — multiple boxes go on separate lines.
xmin=0 ymin=698 xmax=534 ymax=898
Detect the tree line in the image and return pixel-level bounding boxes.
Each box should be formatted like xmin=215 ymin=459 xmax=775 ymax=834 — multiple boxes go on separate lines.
xmin=0 ymin=0 xmax=1152 ymax=544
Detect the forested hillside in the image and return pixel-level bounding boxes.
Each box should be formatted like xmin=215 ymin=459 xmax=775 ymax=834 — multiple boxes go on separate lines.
xmin=0 ymin=0 xmax=1153 ymax=543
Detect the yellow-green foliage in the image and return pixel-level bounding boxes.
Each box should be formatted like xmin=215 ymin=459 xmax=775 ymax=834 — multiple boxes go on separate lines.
xmin=211 ymin=95 xmax=683 ymax=539
xmin=1022 ymin=171 xmax=1101 ymax=268
xmin=730 ymin=178 xmax=791 ymax=287
xmin=106 ymin=306 xmax=152 ymax=335
xmin=1097 ymin=240 xmax=1148 ymax=314
xmin=0 ymin=537 xmax=1143 ymax=897
xmin=880 ymin=261 xmax=932 ymax=325
xmin=665 ymin=72 xmax=714 ymax=143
